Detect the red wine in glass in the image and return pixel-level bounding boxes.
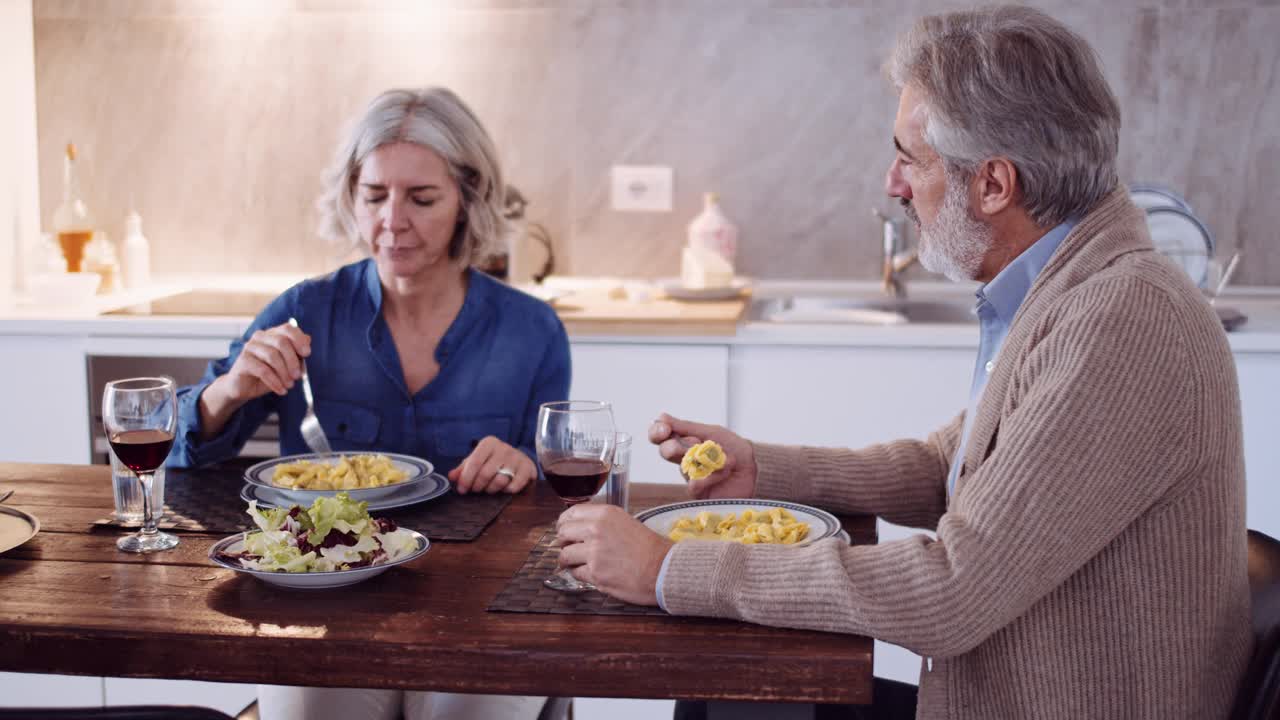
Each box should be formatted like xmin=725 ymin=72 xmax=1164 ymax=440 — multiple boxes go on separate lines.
xmin=544 ymin=458 xmax=611 ymax=504
xmin=109 ymin=429 xmax=174 ymax=473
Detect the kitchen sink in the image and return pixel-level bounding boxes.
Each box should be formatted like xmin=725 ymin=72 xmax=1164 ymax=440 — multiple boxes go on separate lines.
xmin=753 ymin=296 xmax=977 ymax=325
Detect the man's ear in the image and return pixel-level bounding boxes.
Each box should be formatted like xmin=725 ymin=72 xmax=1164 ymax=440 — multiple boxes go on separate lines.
xmin=975 ymin=157 xmax=1018 ymax=217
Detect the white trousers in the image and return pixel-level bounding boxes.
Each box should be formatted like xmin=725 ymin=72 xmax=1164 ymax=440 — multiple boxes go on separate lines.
xmin=257 ymin=685 xmax=547 ymax=720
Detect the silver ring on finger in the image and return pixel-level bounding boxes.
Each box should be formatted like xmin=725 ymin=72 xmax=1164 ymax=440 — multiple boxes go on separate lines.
xmin=495 ymin=467 xmax=516 ymax=480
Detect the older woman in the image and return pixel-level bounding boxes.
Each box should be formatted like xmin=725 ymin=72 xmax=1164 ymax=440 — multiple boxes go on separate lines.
xmin=172 ymin=87 xmax=566 ymax=720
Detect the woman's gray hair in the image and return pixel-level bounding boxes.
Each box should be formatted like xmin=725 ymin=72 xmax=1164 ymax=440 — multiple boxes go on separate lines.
xmin=887 ymin=5 xmax=1121 ymax=227
xmin=317 ymin=87 xmax=506 ymax=265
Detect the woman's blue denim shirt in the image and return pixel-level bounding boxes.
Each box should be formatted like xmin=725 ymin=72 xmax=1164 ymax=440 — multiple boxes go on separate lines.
xmin=171 ymin=260 xmax=571 ymax=472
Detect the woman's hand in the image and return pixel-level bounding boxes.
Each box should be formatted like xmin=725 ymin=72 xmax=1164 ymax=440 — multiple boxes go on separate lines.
xmin=649 ymin=413 xmax=758 ymax=499
xmin=199 ymin=322 xmax=311 ymax=438
xmin=448 ymin=436 xmax=536 ymax=494
xmin=556 ymin=503 xmax=673 ymax=607
xmin=223 ymin=322 xmax=312 ymax=401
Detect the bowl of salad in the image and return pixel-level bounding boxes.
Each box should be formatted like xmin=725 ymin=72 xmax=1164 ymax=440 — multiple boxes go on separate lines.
xmin=208 ymin=492 xmax=428 ymax=589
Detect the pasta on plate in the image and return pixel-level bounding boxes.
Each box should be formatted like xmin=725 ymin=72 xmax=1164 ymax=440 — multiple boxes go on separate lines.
xmin=667 ymin=507 xmax=810 ymax=545
xmin=271 ymin=454 xmax=408 ymax=491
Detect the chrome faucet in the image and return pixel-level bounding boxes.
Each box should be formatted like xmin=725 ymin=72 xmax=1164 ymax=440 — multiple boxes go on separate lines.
xmin=873 ymin=208 xmax=918 ymax=298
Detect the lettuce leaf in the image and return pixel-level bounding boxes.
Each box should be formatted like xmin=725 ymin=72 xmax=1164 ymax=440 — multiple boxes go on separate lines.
xmin=247 ymin=501 xmax=291 ymax=533
xmin=306 ymin=493 xmax=371 ymax=546
xmin=379 ymin=528 xmax=420 ymax=560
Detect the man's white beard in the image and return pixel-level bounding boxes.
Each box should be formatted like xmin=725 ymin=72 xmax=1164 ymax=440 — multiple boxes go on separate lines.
xmin=915 ymin=177 xmax=994 ymax=282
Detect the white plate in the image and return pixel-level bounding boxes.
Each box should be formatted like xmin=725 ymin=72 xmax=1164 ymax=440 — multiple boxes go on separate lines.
xmin=207 ymin=531 xmax=429 ymax=590
xmin=1129 ymin=184 xmax=1192 ymax=213
xmin=243 ymin=452 xmax=435 ymax=503
xmin=657 ymin=277 xmax=752 ymax=302
xmin=635 ymin=498 xmax=842 ymax=545
xmin=0 ymin=506 xmax=39 ymax=555
xmin=241 ymin=471 xmax=450 ymax=512
xmin=1145 ymin=206 xmax=1214 ymax=287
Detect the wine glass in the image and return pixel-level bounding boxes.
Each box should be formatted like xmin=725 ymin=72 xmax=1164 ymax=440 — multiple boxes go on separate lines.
xmin=537 ymin=400 xmax=616 ymax=593
xmin=103 ymin=377 xmax=179 ymax=553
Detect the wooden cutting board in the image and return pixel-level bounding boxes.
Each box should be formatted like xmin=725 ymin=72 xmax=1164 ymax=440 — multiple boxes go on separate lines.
xmin=553 ymin=289 xmax=749 ymax=336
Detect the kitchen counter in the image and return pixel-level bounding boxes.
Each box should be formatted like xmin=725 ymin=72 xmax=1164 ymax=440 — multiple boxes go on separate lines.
xmin=2 ymin=274 xmax=1280 ymax=352
xmin=737 ymin=281 xmax=1280 ymax=353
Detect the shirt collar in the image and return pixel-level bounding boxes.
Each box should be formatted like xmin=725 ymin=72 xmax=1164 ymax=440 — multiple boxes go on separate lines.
xmin=976 ymin=218 xmax=1077 ymax=324
xmin=361 ymin=259 xmax=494 ymax=358
xmin=362 ymin=257 xmax=384 ymax=308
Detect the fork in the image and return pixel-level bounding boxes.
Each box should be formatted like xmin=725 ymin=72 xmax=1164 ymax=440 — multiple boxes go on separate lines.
xmin=287 ymin=317 xmax=333 ymax=455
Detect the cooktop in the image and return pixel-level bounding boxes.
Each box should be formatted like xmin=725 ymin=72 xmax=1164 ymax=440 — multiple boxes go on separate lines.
xmin=106 ymin=290 xmax=278 ymax=317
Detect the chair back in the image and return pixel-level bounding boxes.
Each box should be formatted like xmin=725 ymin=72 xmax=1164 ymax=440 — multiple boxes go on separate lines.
xmin=1231 ymin=529 xmax=1280 ymax=720
xmin=538 ymin=697 xmax=573 ymax=720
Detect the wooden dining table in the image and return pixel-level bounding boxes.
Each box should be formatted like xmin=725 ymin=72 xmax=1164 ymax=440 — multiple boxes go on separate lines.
xmin=0 ymin=462 xmax=875 ymax=708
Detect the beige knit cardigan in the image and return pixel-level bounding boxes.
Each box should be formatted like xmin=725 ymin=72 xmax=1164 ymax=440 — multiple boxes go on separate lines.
xmin=661 ymin=188 xmax=1252 ymax=719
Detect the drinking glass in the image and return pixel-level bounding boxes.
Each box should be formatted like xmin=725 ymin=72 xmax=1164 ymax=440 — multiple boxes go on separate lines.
xmin=103 ymin=377 xmax=179 ymax=553
xmin=1202 ymin=251 xmax=1241 ymax=306
xmin=537 ymin=400 xmax=616 ymax=592
xmin=605 ymin=432 xmax=632 ymax=513
xmin=110 ymin=449 xmax=164 ymax=524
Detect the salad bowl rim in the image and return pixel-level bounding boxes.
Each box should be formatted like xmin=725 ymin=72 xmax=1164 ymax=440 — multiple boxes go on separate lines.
xmin=207 ymin=529 xmax=430 ymax=577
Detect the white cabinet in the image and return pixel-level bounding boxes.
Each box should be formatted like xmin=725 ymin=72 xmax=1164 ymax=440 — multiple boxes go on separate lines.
xmin=571 ymin=342 xmax=729 ymax=487
xmin=730 ymin=343 xmax=974 ymax=685
xmin=575 ymin=697 xmax=676 ymax=720
xmin=728 ymin=344 xmax=972 ymax=446
xmin=1235 ymin=352 xmax=1280 ymax=539
xmin=0 ymin=672 xmax=101 ymax=708
xmin=104 ymin=678 xmax=256 ymax=716
xmin=0 ymin=675 xmax=256 ymax=715
xmin=0 ymin=335 xmax=90 ymax=463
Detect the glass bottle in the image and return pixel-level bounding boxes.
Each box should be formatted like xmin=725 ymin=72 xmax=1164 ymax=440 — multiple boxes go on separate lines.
xmin=53 ymin=142 xmax=94 ymax=273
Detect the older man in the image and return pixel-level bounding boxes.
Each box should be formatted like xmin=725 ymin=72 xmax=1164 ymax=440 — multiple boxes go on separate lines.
xmin=554 ymin=5 xmax=1251 ymax=719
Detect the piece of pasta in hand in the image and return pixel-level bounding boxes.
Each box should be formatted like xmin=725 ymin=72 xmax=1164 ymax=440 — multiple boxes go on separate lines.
xmin=681 ymin=440 xmax=727 ymax=481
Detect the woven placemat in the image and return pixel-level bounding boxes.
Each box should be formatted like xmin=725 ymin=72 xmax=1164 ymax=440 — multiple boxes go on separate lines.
xmin=387 ymin=490 xmax=513 ymax=541
xmin=90 ymin=467 xmax=252 ymax=533
xmin=91 ymin=466 xmax=513 ymax=541
xmin=487 ymin=527 xmax=667 ymax=617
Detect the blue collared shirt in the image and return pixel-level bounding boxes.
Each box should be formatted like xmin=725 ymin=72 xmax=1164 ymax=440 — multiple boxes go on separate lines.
xmin=171 ymin=259 xmax=571 ymax=472
xmin=946 ymin=219 xmax=1076 ymax=494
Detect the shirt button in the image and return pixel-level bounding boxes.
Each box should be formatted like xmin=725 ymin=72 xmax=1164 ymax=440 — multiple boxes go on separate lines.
xmin=985 ymin=360 xmax=994 ymax=374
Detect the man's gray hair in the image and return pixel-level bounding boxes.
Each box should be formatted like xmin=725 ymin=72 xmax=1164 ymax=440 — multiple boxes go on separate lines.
xmin=888 ymin=5 xmax=1121 ymax=227
xmin=317 ymin=87 xmax=506 ymax=264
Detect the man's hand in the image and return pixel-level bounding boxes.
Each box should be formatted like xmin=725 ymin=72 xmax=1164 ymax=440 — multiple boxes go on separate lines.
xmin=555 ymin=504 xmax=673 ymax=607
xmin=448 ymin=436 xmax=536 ymax=494
xmin=648 ymin=413 xmax=758 ymax=499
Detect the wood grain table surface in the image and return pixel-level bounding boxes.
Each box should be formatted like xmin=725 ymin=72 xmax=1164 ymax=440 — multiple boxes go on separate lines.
xmin=0 ymin=463 xmax=875 ymax=704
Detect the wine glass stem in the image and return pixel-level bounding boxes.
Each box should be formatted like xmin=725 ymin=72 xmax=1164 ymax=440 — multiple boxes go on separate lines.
xmin=137 ymin=472 xmax=157 ymax=536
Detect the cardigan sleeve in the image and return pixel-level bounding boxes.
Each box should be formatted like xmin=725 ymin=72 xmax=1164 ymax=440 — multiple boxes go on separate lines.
xmin=660 ymin=278 xmax=1198 ymax=659
xmin=750 ymin=411 xmax=960 ymax=532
